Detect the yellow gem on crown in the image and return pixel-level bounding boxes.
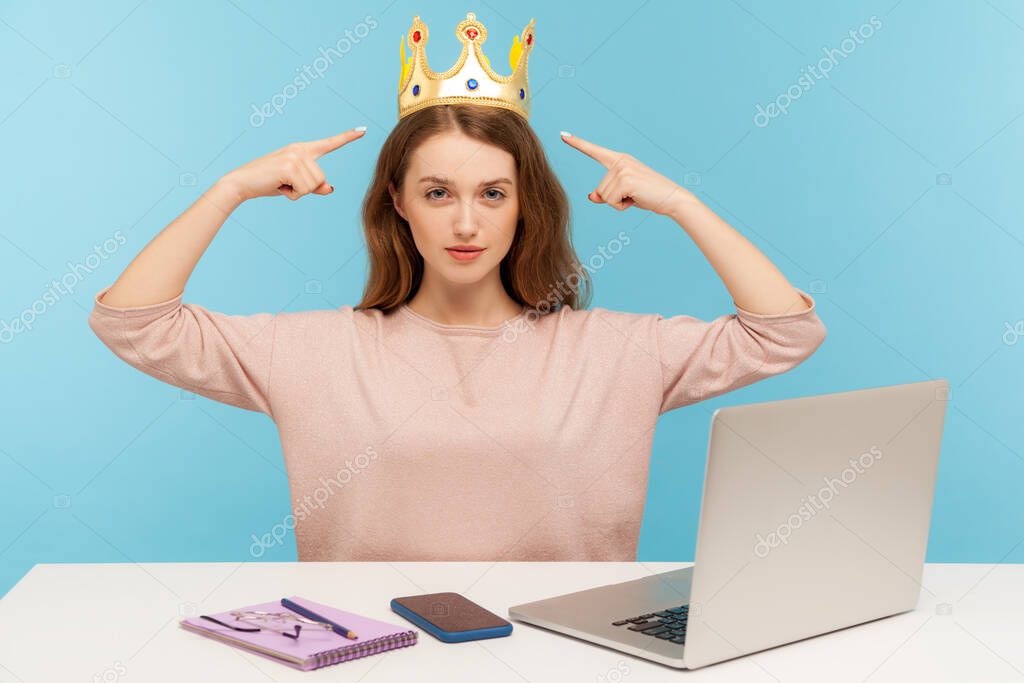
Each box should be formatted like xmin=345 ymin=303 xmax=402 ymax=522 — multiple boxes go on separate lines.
xmin=398 ymin=12 xmax=536 ymax=120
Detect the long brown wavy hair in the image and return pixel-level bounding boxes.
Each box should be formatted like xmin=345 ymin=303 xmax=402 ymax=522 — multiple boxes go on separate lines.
xmin=355 ymin=104 xmax=592 ymax=313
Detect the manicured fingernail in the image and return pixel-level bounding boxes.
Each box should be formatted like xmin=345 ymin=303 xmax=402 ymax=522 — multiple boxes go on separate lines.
xmin=560 ymin=130 xmax=572 ymax=138
xmin=354 ymin=125 xmax=367 ymax=132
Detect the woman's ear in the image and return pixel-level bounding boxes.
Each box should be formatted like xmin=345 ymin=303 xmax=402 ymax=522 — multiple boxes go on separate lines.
xmin=388 ymin=181 xmax=408 ymax=221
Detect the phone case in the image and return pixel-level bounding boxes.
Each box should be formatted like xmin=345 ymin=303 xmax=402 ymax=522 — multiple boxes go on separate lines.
xmin=390 ymin=592 xmax=513 ymax=643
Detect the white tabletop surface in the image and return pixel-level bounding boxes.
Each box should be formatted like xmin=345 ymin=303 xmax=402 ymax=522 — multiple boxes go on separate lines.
xmin=0 ymin=562 xmax=1021 ymax=681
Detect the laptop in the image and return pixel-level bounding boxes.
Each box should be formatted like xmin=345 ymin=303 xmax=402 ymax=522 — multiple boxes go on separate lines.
xmin=508 ymin=380 xmax=949 ymax=669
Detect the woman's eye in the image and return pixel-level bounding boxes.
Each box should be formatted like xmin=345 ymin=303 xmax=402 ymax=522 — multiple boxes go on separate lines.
xmin=483 ymin=188 xmax=505 ymax=200
xmin=426 ymin=188 xmax=448 ymax=200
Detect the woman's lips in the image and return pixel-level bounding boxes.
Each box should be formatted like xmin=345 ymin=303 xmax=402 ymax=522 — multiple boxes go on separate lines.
xmin=446 ymin=247 xmax=485 ymax=261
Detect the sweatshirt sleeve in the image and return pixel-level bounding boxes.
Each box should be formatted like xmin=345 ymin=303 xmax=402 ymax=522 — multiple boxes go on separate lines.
xmin=655 ymin=289 xmax=826 ymax=415
xmin=87 ymin=285 xmax=278 ymax=416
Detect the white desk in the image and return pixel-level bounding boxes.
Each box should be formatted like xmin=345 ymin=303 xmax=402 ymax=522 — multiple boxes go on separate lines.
xmin=1 ymin=562 xmax=1021 ymax=681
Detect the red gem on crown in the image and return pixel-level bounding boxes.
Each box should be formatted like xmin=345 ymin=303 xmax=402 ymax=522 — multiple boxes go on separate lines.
xmin=412 ymin=29 xmax=421 ymax=43
xmin=466 ymin=27 xmax=478 ymax=40
xmin=526 ymin=33 xmax=533 ymax=45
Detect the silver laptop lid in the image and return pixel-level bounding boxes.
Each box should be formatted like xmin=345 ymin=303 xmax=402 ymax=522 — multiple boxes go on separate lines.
xmin=684 ymin=380 xmax=948 ymax=669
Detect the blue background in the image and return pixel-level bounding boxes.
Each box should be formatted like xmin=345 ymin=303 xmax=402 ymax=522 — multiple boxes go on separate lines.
xmin=1 ymin=0 xmax=1022 ymax=597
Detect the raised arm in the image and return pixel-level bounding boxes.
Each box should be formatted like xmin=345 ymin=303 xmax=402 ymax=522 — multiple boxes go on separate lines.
xmin=88 ymin=127 xmax=366 ymax=414
xmin=559 ymin=131 xmax=825 ymax=414
xmin=99 ymin=127 xmax=366 ymax=307
xmin=560 ymin=130 xmax=808 ymax=316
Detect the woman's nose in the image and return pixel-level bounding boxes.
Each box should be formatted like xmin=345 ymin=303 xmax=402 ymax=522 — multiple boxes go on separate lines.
xmin=453 ymin=200 xmax=479 ymax=237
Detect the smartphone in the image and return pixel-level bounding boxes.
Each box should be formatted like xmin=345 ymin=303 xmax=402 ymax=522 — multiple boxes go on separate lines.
xmin=390 ymin=591 xmax=513 ymax=643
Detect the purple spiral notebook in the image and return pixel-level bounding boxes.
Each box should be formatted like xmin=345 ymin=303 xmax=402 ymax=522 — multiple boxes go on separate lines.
xmin=179 ymin=595 xmax=418 ymax=671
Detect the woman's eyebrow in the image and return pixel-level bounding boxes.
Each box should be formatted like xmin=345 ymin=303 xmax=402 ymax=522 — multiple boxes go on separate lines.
xmin=417 ymin=175 xmax=513 ymax=187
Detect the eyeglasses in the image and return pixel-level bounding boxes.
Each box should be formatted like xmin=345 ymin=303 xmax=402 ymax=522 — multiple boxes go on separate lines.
xmin=200 ymin=610 xmax=336 ymax=640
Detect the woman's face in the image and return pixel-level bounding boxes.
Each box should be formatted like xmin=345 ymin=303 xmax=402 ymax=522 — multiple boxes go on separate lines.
xmin=391 ymin=130 xmax=519 ymax=284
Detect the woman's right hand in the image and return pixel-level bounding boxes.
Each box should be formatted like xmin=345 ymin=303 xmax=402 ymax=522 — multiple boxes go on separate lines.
xmin=218 ymin=126 xmax=366 ymax=203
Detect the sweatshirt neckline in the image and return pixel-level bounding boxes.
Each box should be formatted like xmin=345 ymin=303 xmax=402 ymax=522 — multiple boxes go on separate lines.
xmin=398 ymin=303 xmax=528 ymax=335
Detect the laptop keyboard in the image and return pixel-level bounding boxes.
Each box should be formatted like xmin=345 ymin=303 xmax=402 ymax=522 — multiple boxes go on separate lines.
xmin=612 ymin=604 xmax=689 ymax=645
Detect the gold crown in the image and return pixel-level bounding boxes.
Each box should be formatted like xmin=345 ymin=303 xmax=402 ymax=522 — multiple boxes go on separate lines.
xmin=398 ymin=12 xmax=536 ymax=120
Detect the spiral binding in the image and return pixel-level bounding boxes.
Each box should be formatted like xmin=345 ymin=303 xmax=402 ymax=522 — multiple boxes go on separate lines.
xmin=312 ymin=630 xmax=418 ymax=668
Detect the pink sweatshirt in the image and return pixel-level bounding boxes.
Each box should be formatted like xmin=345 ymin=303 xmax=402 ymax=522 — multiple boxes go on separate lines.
xmin=88 ymin=286 xmax=825 ymax=561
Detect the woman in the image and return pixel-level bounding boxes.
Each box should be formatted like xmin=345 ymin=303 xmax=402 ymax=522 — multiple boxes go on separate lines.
xmin=88 ymin=101 xmax=825 ymax=563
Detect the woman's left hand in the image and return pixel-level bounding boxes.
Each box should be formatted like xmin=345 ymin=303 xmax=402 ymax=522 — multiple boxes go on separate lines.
xmin=560 ymin=132 xmax=689 ymax=214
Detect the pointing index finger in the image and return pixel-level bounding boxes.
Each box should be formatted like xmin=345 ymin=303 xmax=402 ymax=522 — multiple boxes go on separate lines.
xmin=307 ymin=127 xmax=367 ymax=158
xmin=560 ymin=131 xmax=620 ymax=168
